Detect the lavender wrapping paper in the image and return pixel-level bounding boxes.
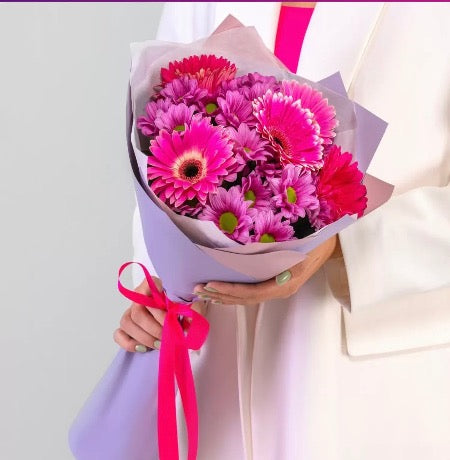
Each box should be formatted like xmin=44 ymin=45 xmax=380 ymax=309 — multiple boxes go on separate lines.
xmin=68 ymin=17 xmax=392 ymax=460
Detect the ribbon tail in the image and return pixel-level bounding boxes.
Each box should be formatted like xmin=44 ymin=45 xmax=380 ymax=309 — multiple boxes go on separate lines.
xmin=174 ymin=340 xmax=199 ymax=460
xmin=158 ymin=318 xmax=179 ymax=460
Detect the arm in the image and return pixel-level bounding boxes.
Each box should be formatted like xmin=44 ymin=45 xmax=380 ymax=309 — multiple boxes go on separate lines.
xmin=325 ymin=183 xmax=450 ymax=356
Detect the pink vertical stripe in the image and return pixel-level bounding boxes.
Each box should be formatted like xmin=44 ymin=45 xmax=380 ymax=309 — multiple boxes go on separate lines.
xmin=274 ymin=5 xmax=315 ymax=73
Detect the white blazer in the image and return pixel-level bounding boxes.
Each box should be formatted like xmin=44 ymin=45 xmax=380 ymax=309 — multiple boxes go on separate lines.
xmin=134 ymin=1 xmax=450 ymax=357
xmin=130 ymin=3 xmax=450 ymax=458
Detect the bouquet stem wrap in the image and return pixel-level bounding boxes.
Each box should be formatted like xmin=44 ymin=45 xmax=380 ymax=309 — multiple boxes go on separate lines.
xmin=118 ymin=262 xmax=209 ymax=460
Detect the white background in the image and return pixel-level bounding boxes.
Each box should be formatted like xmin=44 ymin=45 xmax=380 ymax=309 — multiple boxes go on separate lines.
xmin=0 ymin=3 xmax=163 ymax=459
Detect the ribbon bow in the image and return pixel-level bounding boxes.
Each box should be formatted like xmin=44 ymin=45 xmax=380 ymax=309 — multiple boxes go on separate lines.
xmin=118 ymin=261 xmax=210 ymax=460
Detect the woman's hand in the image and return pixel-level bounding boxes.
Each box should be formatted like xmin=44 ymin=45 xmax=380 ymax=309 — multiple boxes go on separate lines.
xmin=114 ymin=277 xmax=207 ymax=353
xmin=194 ymin=235 xmax=338 ymax=306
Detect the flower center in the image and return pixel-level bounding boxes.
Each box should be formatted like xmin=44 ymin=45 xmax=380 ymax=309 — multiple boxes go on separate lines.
xmin=268 ymin=127 xmax=290 ymax=155
xmin=205 ymin=102 xmax=218 ymax=114
xmin=286 ymin=186 xmax=297 ymax=204
xmin=260 ymin=233 xmax=275 ymax=243
xmin=243 ymin=147 xmax=252 ymax=153
xmin=244 ymin=190 xmax=256 ymax=206
xmin=174 ymin=151 xmax=206 ymax=183
xmin=174 ymin=124 xmax=185 ymax=132
xmin=219 ymin=211 xmax=238 ymax=233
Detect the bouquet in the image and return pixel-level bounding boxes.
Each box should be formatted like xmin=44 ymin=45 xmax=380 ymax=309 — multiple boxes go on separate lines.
xmin=69 ymin=16 xmax=393 ymax=460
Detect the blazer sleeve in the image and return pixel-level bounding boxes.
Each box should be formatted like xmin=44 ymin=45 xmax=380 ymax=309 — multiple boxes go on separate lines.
xmin=325 ymin=183 xmax=450 ymax=356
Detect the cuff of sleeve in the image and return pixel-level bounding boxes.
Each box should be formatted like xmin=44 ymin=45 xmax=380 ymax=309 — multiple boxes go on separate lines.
xmin=324 ymin=256 xmax=351 ymax=310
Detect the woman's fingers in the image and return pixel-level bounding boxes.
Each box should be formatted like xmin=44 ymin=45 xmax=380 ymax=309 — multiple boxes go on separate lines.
xmin=113 ymin=328 xmax=148 ymax=353
xmin=118 ymin=306 xmax=162 ymax=349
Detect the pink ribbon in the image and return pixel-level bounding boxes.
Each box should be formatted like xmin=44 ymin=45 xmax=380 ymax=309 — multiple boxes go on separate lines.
xmin=118 ymin=261 xmax=210 ymax=460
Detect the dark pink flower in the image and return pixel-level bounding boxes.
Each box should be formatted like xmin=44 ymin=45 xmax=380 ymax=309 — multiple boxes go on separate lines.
xmin=161 ymin=55 xmax=237 ymax=93
xmin=281 ymin=80 xmax=337 ymax=145
xmin=147 ymin=118 xmax=235 ymax=207
xmin=269 ymin=164 xmax=319 ymax=222
xmin=252 ymin=211 xmax=295 ymax=243
xmin=199 ymin=186 xmax=253 ymax=243
xmin=253 ymin=90 xmax=324 ymax=169
xmin=311 ymin=145 xmax=367 ymax=229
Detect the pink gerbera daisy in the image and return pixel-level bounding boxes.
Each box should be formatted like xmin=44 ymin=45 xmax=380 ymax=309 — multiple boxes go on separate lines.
xmin=199 ymin=186 xmax=253 ymax=243
xmin=216 ymin=91 xmax=255 ymax=128
xmin=136 ymin=98 xmax=171 ymax=137
xmin=311 ymin=145 xmax=367 ymax=229
xmin=269 ymin=164 xmax=319 ymax=222
xmin=253 ymin=90 xmax=324 ymax=169
xmin=147 ymin=118 xmax=235 ymax=207
xmin=241 ymin=173 xmax=272 ymax=213
xmin=154 ymin=103 xmax=198 ymax=132
xmin=281 ymin=80 xmax=338 ymax=145
xmin=161 ymin=55 xmax=237 ymax=94
xmin=252 ymin=211 xmax=295 ymax=243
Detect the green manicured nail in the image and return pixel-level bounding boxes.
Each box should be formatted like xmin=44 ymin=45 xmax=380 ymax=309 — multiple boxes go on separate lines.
xmin=153 ymin=340 xmax=161 ymax=350
xmin=198 ymin=293 xmax=211 ymax=300
xmin=135 ymin=344 xmax=147 ymax=353
xmin=204 ymin=286 xmax=218 ymax=293
xmin=276 ymin=270 xmax=292 ymax=286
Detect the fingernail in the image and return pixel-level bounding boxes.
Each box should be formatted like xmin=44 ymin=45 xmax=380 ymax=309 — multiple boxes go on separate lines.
xmin=135 ymin=344 xmax=148 ymax=353
xmin=276 ymin=270 xmax=292 ymax=286
xmin=204 ymin=286 xmax=218 ymax=293
xmin=153 ymin=340 xmax=161 ymax=350
xmin=197 ymin=293 xmax=211 ymax=300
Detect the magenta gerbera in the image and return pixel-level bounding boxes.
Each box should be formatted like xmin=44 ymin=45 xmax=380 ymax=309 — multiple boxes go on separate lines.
xmin=252 ymin=211 xmax=295 ymax=243
xmin=199 ymin=186 xmax=253 ymax=243
xmin=253 ymin=90 xmax=324 ymax=169
xmin=269 ymin=164 xmax=319 ymax=222
xmin=216 ymin=90 xmax=255 ymax=128
xmin=154 ymin=103 xmax=198 ymax=132
xmin=161 ymin=55 xmax=237 ymax=93
xmin=160 ymin=76 xmax=208 ymax=106
xmin=136 ymin=98 xmax=171 ymax=137
xmin=147 ymin=118 xmax=235 ymax=207
xmin=241 ymin=173 xmax=272 ymax=212
xmin=311 ymin=145 xmax=367 ymax=229
xmin=281 ymin=80 xmax=337 ymax=145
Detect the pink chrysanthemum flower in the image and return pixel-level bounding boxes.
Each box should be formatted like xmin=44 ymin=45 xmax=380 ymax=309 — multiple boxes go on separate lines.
xmin=311 ymin=145 xmax=367 ymax=229
xmin=160 ymin=76 xmax=208 ymax=106
xmin=281 ymin=80 xmax=338 ymax=145
xmin=220 ymin=72 xmax=280 ymax=100
xmin=147 ymin=118 xmax=235 ymax=207
xmin=253 ymin=90 xmax=324 ymax=169
xmin=228 ymin=124 xmax=271 ymax=163
xmin=241 ymin=173 xmax=272 ymax=212
xmin=252 ymin=211 xmax=295 ymax=243
xmin=199 ymin=186 xmax=253 ymax=243
xmin=161 ymin=55 xmax=237 ymax=93
xmin=254 ymin=159 xmax=283 ymax=179
xmin=154 ymin=103 xmax=197 ymax=132
xmin=136 ymin=98 xmax=171 ymax=137
xmin=216 ymin=90 xmax=255 ymax=128
xmin=269 ymin=164 xmax=319 ymax=222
